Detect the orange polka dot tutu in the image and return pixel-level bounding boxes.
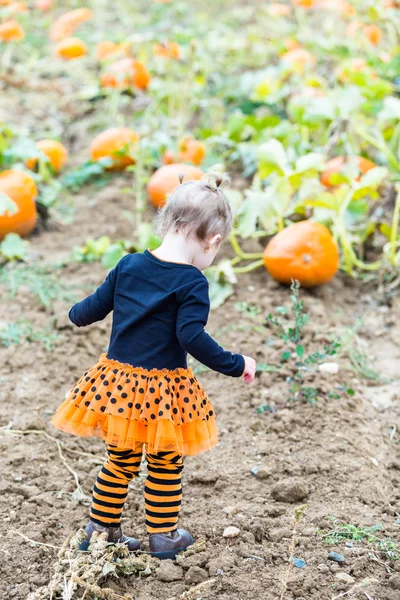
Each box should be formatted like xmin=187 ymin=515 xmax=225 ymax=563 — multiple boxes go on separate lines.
xmin=50 ymin=353 xmax=218 ymax=456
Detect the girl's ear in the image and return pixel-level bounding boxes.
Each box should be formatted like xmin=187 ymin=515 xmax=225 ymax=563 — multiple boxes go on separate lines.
xmin=210 ymin=233 xmax=222 ymax=246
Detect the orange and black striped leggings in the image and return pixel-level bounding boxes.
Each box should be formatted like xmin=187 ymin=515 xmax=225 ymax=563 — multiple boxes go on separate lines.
xmin=89 ymin=443 xmax=183 ymax=534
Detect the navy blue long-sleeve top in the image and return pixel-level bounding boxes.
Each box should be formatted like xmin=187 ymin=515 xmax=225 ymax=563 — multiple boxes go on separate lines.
xmin=68 ymin=249 xmax=245 ymax=377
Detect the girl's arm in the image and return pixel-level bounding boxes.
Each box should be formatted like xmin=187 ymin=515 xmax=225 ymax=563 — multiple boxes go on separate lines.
xmin=176 ymin=277 xmax=245 ymax=377
xmin=69 ymin=266 xmax=118 ymax=327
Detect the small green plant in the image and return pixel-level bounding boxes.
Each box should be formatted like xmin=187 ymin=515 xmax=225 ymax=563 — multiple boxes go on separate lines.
xmin=71 ymin=235 xmax=135 ymax=269
xmin=317 ymin=517 xmax=400 ymax=561
xmin=280 ymin=504 xmax=308 ymax=600
xmin=0 ymin=263 xmax=78 ymax=309
xmin=267 ymin=281 xmax=349 ymax=404
xmin=60 ymin=159 xmax=112 ymax=191
xmin=0 ymin=319 xmax=59 ymax=351
xmin=0 ymin=233 xmax=29 ymax=262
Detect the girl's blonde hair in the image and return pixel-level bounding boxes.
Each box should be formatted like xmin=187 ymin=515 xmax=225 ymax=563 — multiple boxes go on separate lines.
xmin=154 ymin=172 xmax=233 ymax=246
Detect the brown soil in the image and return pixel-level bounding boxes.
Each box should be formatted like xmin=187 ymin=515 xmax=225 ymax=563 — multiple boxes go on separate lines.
xmin=1 ymin=171 xmax=400 ymax=600
xmin=1 ymin=72 xmax=400 ymax=599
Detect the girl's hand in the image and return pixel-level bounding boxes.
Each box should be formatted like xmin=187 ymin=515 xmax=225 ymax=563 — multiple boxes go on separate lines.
xmin=242 ymin=355 xmax=256 ymax=382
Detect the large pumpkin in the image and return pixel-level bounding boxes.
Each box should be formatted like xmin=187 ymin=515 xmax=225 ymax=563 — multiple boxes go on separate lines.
xmin=100 ymin=58 xmax=151 ymax=91
xmin=147 ymin=164 xmax=204 ymax=208
xmin=26 ymin=140 xmax=68 ymax=173
xmin=0 ymin=170 xmax=38 ymax=240
xmin=263 ymin=221 xmax=339 ymax=287
xmin=321 ymin=156 xmax=375 ymax=187
xmin=90 ymin=128 xmax=139 ymax=170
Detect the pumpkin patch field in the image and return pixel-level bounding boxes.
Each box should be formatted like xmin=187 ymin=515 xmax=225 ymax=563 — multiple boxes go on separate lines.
xmin=1 ymin=1 xmax=400 ymax=599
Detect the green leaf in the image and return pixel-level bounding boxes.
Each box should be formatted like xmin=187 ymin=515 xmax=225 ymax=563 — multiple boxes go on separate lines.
xmin=136 ymin=222 xmax=161 ymax=252
xmin=296 ymin=344 xmax=305 ymax=358
xmin=379 ymin=96 xmax=400 ymax=121
xmin=281 ymin=350 xmax=291 ymax=361
xmin=207 ymin=277 xmax=234 ymax=309
xmin=8 ymin=137 xmax=44 ymax=161
xmin=257 ymin=139 xmax=288 ymax=178
xmin=356 ymin=166 xmax=388 ymax=190
xmin=0 ymin=192 xmax=18 ymax=217
xmin=0 ymin=233 xmax=28 ymax=261
xmin=256 ymin=363 xmax=281 ymax=373
xmin=276 ymin=306 xmax=287 ymax=314
xmin=101 ymin=243 xmax=126 ymax=269
xmin=295 ymin=153 xmax=325 ymax=174
xmin=224 ymin=188 xmax=243 ymax=215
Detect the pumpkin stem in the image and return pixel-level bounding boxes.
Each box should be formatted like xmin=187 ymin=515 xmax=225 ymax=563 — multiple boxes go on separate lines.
xmin=229 ymin=231 xmax=264 ymax=260
xmin=233 ymin=258 xmax=264 ymax=274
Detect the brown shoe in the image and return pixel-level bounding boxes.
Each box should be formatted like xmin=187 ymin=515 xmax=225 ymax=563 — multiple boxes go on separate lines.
xmin=149 ymin=528 xmax=194 ymax=560
xmin=79 ymin=519 xmax=141 ymax=552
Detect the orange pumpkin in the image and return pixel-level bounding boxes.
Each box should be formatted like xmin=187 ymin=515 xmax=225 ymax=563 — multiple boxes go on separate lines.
xmin=319 ymin=0 xmax=355 ymax=15
xmin=283 ymin=38 xmax=300 ymax=51
xmin=292 ymin=0 xmax=316 ymax=7
xmin=281 ymin=48 xmax=315 ymax=71
xmin=26 ymin=140 xmax=68 ymax=173
xmin=162 ymin=149 xmax=175 ymax=165
xmin=0 ymin=170 xmax=37 ymax=240
xmin=147 ymin=163 xmax=204 ymax=208
xmin=49 ymin=8 xmax=92 ymax=42
xmin=321 ymin=156 xmax=375 ymax=187
xmin=100 ymin=58 xmax=151 ymax=91
xmin=35 ymin=0 xmax=52 ymax=10
xmin=0 ymin=20 xmax=25 ymax=42
xmin=6 ymin=2 xmax=28 ymax=14
xmin=95 ymin=40 xmax=130 ymax=61
xmin=346 ymin=20 xmax=362 ymax=36
xmin=178 ymin=138 xmax=206 ymax=165
xmin=163 ymin=138 xmax=206 ymax=166
xmin=364 ymin=24 xmax=382 ymax=45
xmin=153 ymin=41 xmax=181 ymax=59
xmin=263 ymin=221 xmax=339 ymax=287
xmin=269 ymin=3 xmax=291 ymax=15
xmin=55 ymin=37 xmax=88 ymax=60
xmin=90 ymin=128 xmax=139 ymax=170
xmin=336 ymin=57 xmax=368 ymax=82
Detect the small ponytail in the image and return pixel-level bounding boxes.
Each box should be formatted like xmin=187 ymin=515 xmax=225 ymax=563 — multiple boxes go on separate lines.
xmin=201 ymin=172 xmax=231 ymax=191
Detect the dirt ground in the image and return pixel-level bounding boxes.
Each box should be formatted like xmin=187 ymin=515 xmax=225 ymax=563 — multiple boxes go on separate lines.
xmin=1 ymin=89 xmax=400 ymax=600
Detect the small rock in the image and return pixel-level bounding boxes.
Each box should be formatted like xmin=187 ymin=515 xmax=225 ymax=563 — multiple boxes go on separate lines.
xmin=269 ymin=528 xmax=291 ymax=543
xmin=208 ymin=552 xmax=236 ymax=576
xmin=293 ymin=557 xmax=306 ymax=569
xmin=318 ymin=363 xmax=339 ymax=374
xmin=185 ymin=566 xmax=208 ymax=584
xmin=223 ymin=526 xmax=240 ymax=538
xmin=318 ymin=564 xmax=330 ymax=574
xmin=335 ymin=572 xmax=355 ymax=585
xmin=176 ymin=551 xmax=208 ymax=569
xmin=362 ymin=577 xmax=379 ymax=586
xmin=328 ymin=552 xmax=345 ymax=564
xmin=222 ymin=506 xmax=239 ymax=515
xmin=271 ymin=479 xmax=309 ymax=503
xmin=241 ymin=531 xmax=255 ymax=544
xmin=389 ymin=574 xmax=400 ymax=590
xmin=156 ymin=560 xmax=184 ymax=582
xmin=189 ymin=471 xmax=219 ymax=484
xmin=250 ymin=466 xmax=271 ymax=480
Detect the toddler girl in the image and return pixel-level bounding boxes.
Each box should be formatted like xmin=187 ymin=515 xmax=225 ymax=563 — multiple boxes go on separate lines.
xmin=50 ymin=173 xmax=256 ymax=559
